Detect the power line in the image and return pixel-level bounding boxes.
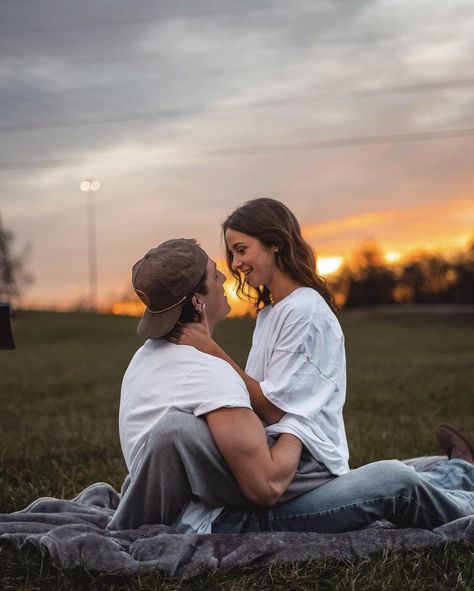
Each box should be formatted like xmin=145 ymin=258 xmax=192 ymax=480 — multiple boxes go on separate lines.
xmin=2 ymin=78 xmax=473 ymax=134
xmin=1 ymin=126 xmax=473 ymax=172
xmin=5 ymin=48 xmax=473 ymax=102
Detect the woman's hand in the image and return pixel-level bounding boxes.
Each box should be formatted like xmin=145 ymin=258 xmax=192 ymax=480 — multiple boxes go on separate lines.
xmin=168 ymin=309 xmax=217 ymax=355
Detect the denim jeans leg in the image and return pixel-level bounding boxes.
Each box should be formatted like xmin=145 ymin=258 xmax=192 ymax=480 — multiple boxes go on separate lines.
xmin=417 ymin=459 xmax=474 ymax=491
xmin=212 ymin=459 xmax=474 ymax=534
xmin=264 ymin=460 xmax=474 ymax=533
xmin=212 ymin=508 xmax=265 ymax=534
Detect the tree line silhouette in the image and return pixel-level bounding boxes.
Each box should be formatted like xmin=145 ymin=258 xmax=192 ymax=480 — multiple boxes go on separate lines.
xmin=1 ymin=217 xmax=473 ymax=311
xmin=329 ymin=239 xmax=474 ymax=308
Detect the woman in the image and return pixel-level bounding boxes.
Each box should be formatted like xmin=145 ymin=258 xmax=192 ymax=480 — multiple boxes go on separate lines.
xmin=109 ymin=205 xmax=473 ymax=535
xmin=176 ymin=197 xmax=349 ymax=477
xmin=171 ymin=198 xmax=474 ymax=534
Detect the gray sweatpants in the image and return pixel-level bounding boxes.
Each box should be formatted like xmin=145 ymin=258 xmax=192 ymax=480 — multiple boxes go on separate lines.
xmin=108 ymin=410 xmax=334 ymax=530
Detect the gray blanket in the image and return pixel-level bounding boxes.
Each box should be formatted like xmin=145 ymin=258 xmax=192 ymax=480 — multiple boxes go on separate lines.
xmin=1 ymin=456 xmax=473 ymax=578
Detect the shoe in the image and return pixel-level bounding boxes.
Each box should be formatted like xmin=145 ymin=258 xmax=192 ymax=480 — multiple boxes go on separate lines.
xmin=436 ymin=423 xmax=474 ymax=464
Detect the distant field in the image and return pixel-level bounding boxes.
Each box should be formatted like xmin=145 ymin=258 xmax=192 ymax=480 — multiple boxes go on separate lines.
xmin=0 ymin=309 xmax=473 ymax=590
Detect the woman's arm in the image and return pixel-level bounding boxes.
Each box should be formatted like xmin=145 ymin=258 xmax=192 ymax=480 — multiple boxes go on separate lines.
xmin=205 ymin=407 xmax=302 ymax=506
xmin=171 ymin=318 xmax=284 ymax=424
xmin=207 ymin=340 xmax=284 ymax=425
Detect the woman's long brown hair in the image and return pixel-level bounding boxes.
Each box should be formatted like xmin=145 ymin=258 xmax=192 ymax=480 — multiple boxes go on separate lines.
xmin=222 ymin=198 xmax=337 ymax=313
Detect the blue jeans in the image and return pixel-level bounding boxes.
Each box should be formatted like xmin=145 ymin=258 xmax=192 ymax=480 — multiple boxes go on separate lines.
xmin=212 ymin=459 xmax=474 ymax=533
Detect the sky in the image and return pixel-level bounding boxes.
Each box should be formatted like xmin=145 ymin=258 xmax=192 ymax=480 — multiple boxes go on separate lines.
xmin=1 ymin=0 xmax=473 ymax=310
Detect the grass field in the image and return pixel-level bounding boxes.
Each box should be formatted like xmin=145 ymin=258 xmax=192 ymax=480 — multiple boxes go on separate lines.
xmin=0 ymin=309 xmax=473 ymax=590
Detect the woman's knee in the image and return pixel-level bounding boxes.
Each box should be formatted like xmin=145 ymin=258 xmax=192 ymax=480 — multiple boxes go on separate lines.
xmin=354 ymin=460 xmax=418 ymax=491
xmin=368 ymin=459 xmax=419 ymax=491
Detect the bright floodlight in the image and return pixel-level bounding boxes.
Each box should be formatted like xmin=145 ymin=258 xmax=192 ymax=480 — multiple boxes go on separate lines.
xmin=80 ymin=179 xmax=101 ymax=192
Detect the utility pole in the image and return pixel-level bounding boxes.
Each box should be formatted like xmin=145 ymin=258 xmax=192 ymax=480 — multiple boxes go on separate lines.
xmin=80 ymin=179 xmax=101 ymax=311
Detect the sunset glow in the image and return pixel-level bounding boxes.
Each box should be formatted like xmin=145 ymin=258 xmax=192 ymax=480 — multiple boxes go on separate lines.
xmin=17 ymin=196 xmax=474 ymax=315
xmin=317 ymin=256 xmax=344 ymax=276
xmin=301 ymin=198 xmax=474 ymax=258
xmin=110 ymin=301 xmax=145 ymax=317
xmin=105 ymin=230 xmax=472 ymax=319
xmin=384 ymin=252 xmax=402 ymax=263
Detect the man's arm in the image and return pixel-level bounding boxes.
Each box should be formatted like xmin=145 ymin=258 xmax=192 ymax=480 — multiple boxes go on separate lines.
xmin=205 ymin=407 xmax=302 ymax=506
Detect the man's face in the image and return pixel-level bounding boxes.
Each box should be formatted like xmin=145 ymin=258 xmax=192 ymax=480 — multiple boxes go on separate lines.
xmin=200 ymin=258 xmax=231 ymax=325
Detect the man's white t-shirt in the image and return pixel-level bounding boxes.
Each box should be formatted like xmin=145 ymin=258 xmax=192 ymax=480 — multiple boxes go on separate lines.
xmin=246 ymin=287 xmax=350 ymax=475
xmin=119 ymin=339 xmax=252 ymax=481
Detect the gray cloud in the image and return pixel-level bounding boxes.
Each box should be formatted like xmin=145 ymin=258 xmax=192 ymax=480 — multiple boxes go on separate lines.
xmin=0 ymin=0 xmax=473 ymax=307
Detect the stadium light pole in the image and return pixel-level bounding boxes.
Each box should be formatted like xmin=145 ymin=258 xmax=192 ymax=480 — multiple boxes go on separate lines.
xmin=80 ymin=179 xmax=101 ymax=311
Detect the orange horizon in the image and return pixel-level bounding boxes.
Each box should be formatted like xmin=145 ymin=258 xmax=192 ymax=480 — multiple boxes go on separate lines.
xmin=20 ymin=233 xmax=473 ymax=318
xmin=301 ymin=198 xmax=474 ymax=257
xmin=17 ymin=196 xmax=474 ymax=314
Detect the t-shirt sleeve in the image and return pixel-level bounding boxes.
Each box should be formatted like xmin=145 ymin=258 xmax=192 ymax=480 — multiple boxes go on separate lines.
xmin=259 ymin=319 xmax=337 ymax=417
xmin=185 ymin=358 xmax=252 ymax=417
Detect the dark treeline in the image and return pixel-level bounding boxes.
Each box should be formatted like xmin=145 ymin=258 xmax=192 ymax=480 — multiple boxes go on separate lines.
xmin=2 ymin=215 xmax=473 ymax=312
xmin=0 ymin=219 xmax=32 ymax=306
xmin=329 ymin=239 xmax=474 ymax=308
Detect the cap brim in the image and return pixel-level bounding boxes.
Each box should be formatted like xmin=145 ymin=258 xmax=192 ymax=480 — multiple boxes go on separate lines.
xmin=137 ymin=304 xmax=183 ymax=339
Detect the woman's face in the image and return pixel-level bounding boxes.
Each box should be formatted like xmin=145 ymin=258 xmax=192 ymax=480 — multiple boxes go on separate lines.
xmin=225 ymin=228 xmax=278 ymax=289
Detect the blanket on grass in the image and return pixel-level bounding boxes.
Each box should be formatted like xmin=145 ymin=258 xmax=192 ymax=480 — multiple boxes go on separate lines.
xmin=1 ymin=456 xmax=473 ymax=578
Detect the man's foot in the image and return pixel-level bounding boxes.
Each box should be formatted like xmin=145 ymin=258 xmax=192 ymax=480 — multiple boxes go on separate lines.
xmin=436 ymin=423 xmax=474 ymax=464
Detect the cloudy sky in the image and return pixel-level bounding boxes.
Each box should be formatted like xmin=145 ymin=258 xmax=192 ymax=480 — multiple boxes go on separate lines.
xmin=1 ymin=0 xmax=473 ymax=309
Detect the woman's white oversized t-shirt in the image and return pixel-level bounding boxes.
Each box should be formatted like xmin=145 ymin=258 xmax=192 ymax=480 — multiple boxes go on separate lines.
xmin=245 ymin=287 xmax=349 ymax=475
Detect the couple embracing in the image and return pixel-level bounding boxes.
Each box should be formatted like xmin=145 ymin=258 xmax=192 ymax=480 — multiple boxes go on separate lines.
xmin=108 ymin=198 xmax=474 ymax=534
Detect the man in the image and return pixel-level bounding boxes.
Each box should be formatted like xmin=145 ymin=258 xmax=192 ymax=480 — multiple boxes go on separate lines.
xmin=109 ymin=239 xmax=474 ymax=534
xmin=108 ymin=238 xmax=333 ymax=532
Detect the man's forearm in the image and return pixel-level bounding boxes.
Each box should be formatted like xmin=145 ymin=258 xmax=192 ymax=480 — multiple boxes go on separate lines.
xmin=266 ymin=433 xmax=303 ymax=503
xmin=206 ymin=408 xmax=302 ymax=507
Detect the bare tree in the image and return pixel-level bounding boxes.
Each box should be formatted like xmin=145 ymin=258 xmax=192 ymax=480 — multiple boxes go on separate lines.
xmin=0 ymin=213 xmax=33 ymax=305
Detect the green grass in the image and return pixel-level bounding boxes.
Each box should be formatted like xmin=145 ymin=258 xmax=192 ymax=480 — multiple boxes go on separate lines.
xmin=0 ymin=309 xmax=473 ymax=590
xmin=341 ymin=310 xmax=474 ymax=467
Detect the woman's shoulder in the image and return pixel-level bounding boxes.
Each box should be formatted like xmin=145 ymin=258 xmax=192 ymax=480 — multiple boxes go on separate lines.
xmin=276 ymin=287 xmax=326 ymax=317
xmin=275 ymin=288 xmax=342 ymax=331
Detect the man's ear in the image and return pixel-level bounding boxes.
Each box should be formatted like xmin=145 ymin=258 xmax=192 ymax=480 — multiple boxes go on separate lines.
xmin=192 ymin=293 xmax=204 ymax=313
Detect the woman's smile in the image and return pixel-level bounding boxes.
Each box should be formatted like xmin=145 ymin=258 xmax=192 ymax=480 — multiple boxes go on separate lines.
xmin=225 ymin=228 xmax=277 ymax=289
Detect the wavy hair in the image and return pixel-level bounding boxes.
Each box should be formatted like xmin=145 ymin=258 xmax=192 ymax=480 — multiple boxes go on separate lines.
xmin=222 ymin=198 xmax=337 ymax=313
